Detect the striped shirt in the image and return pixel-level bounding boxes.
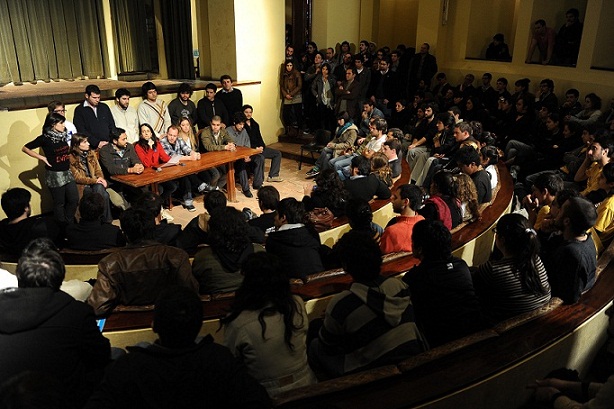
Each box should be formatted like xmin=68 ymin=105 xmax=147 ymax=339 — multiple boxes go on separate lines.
xmin=473 ymin=256 xmax=551 ymax=323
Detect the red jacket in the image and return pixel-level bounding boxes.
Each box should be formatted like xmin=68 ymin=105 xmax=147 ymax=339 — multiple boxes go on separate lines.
xmin=134 ymin=141 xmax=170 ymax=168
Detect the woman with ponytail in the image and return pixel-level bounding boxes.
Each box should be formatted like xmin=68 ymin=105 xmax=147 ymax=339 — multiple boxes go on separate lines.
xmin=472 ymin=213 xmax=551 ymax=323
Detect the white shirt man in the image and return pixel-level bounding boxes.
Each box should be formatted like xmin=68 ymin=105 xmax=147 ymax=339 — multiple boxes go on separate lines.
xmin=110 ymin=89 xmax=140 ymax=143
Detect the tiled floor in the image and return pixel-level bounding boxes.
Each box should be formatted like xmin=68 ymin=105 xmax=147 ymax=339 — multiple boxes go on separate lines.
xmin=167 ymin=152 xmax=316 ymax=228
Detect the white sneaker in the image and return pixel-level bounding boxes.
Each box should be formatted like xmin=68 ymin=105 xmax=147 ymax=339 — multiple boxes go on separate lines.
xmin=161 ymin=208 xmax=174 ymax=222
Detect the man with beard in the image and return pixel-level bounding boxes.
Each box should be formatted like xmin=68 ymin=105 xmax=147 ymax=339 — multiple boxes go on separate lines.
xmin=541 ymin=196 xmax=597 ymax=304
xmin=168 ymin=83 xmax=198 ymax=126
xmin=110 ymin=88 xmax=140 ymax=143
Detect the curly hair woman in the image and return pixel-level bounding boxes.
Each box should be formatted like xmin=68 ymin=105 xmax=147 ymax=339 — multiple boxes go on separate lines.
xmin=303 ymin=168 xmax=350 ymax=217
xmin=192 ymin=207 xmax=264 ymax=293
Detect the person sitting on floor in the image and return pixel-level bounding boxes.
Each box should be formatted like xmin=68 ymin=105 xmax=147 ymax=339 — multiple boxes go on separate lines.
xmin=266 ymin=197 xmax=324 ymax=281
xmin=248 ymin=186 xmax=280 ymax=234
xmin=403 ymin=219 xmax=486 ymax=347
xmin=85 ymin=285 xmax=271 ymax=408
xmin=176 ymin=190 xmax=227 ymax=253
xmin=380 ymin=184 xmax=425 ymax=255
xmin=136 ymin=191 xmax=182 ymax=247
xmin=0 ymin=188 xmax=62 ymax=257
xmin=65 ymin=192 xmax=125 ymax=251
xmin=308 ymin=230 xmax=427 ymax=378
xmin=87 ymin=209 xmax=197 ymax=317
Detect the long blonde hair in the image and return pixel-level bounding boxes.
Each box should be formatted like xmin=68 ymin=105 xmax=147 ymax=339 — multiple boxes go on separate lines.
xmin=178 ymin=116 xmax=199 ymax=151
xmin=455 ymin=173 xmax=480 ymax=221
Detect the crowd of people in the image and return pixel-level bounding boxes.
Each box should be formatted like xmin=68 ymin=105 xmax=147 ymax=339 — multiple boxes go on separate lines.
xmin=1 ymin=29 xmax=614 ymax=406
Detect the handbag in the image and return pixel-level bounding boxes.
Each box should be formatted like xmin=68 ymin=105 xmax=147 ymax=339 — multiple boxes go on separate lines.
xmin=305 ymin=207 xmax=334 ymax=232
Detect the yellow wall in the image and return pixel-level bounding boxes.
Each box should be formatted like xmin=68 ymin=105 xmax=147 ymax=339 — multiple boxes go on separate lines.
xmin=312 ymin=0 xmax=362 ymax=51
xmin=377 ymin=0 xmax=418 ymax=49
xmin=467 ymin=0 xmax=518 ymax=59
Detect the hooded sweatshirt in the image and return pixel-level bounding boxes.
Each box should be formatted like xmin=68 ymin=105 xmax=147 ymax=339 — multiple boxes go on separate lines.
xmin=0 ymin=287 xmax=110 ymax=408
xmin=266 ymin=224 xmax=324 ymax=280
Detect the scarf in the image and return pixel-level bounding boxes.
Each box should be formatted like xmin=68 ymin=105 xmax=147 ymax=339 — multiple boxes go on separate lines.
xmin=45 ymin=129 xmax=67 ymax=144
xmin=335 ymin=120 xmax=354 ymax=138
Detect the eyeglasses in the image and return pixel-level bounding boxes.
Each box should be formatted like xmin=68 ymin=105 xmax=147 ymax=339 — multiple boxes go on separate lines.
xmin=54 ymin=109 xmax=66 ymax=113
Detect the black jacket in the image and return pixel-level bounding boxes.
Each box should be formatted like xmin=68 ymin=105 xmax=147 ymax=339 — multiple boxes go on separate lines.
xmin=266 ymin=226 xmax=324 ymax=280
xmin=74 ymin=102 xmax=117 ymax=149
xmin=0 ymin=287 xmax=110 ymax=409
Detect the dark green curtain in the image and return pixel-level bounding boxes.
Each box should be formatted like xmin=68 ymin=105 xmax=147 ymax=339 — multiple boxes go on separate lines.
xmin=161 ymin=0 xmax=193 ymax=79
xmin=0 ymin=0 xmax=107 ymax=83
xmin=110 ymin=0 xmax=152 ymax=73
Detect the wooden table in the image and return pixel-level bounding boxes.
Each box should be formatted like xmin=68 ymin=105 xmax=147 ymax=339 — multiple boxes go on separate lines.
xmin=110 ymin=146 xmax=259 ymax=202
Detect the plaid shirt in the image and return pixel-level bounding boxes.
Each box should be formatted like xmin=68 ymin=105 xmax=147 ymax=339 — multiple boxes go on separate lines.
xmin=160 ymin=137 xmax=192 ymax=157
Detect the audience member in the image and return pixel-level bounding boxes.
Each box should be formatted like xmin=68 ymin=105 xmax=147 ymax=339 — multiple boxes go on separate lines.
xmin=594 ymin=163 xmax=614 ymax=245
xmin=0 ymin=188 xmax=61 ymax=256
xmin=541 ymin=196 xmax=597 ymax=304
xmin=456 ymin=146 xmax=492 ymax=204
xmin=65 ymin=192 xmax=125 ymax=251
xmin=303 ymin=169 xmax=350 ymax=217
xmin=222 ymin=253 xmax=316 ymax=396
xmin=456 ymin=172 xmax=481 ymax=222
xmin=309 ymin=230 xmax=426 ymax=377
xmin=335 ymin=66 xmax=361 ymax=119
xmin=176 ymin=190 xmax=227 ymax=253
xmin=280 ymin=61 xmax=303 ymax=133
xmin=559 ymin=88 xmax=583 ymax=118
xmin=485 ymin=33 xmax=511 ymax=61
xmin=407 ymin=43 xmax=438 ymax=96
xmin=574 ymin=133 xmax=613 ymax=204
xmin=69 ymin=133 xmax=112 ymax=222
xmin=85 ymin=285 xmax=271 ymax=408
xmin=305 ymin=111 xmax=358 ymax=177
xmin=419 ymin=170 xmax=462 ymax=229
xmin=403 ymin=219 xmax=486 ymax=346
xmin=266 ymin=198 xmax=324 ymax=280
xmin=136 ymin=191 xmax=182 ymax=246
xmin=522 ymin=172 xmax=563 ymax=231
xmin=22 ymin=113 xmax=78 ymax=224
xmin=0 ymin=243 xmax=110 ymax=408
xmin=343 ymin=155 xmax=391 ymax=201
xmin=554 ymin=8 xmax=583 ymax=66
xmin=473 ymin=213 xmax=551 ymax=323
xmin=526 ymin=19 xmax=556 ymax=65
xmin=370 ymin=152 xmax=394 ymax=188
xmin=382 ymin=138 xmax=402 ymax=178
xmin=311 ymin=62 xmax=336 ymax=132
xmin=87 ymin=208 xmax=197 ymax=316
xmin=110 ymin=88 xmax=139 ymax=143
xmin=192 ymin=206 xmax=264 ymax=294
xmin=567 ymin=92 xmax=602 ymax=127
xmin=137 ymin=82 xmax=172 ymax=137
xmin=248 ymin=186 xmax=280 ymax=234
xmin=529 ymin=374 xmax=614 ymax=408
xmin=73 ymin=84 xmax=116 ymax=149
xmin=380 ymin=184 xmax=424 ymax=254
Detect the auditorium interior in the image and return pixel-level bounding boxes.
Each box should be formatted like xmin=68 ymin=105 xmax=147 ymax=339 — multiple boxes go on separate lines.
xmin=1 ymin=0 xmax=614 ymax=407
